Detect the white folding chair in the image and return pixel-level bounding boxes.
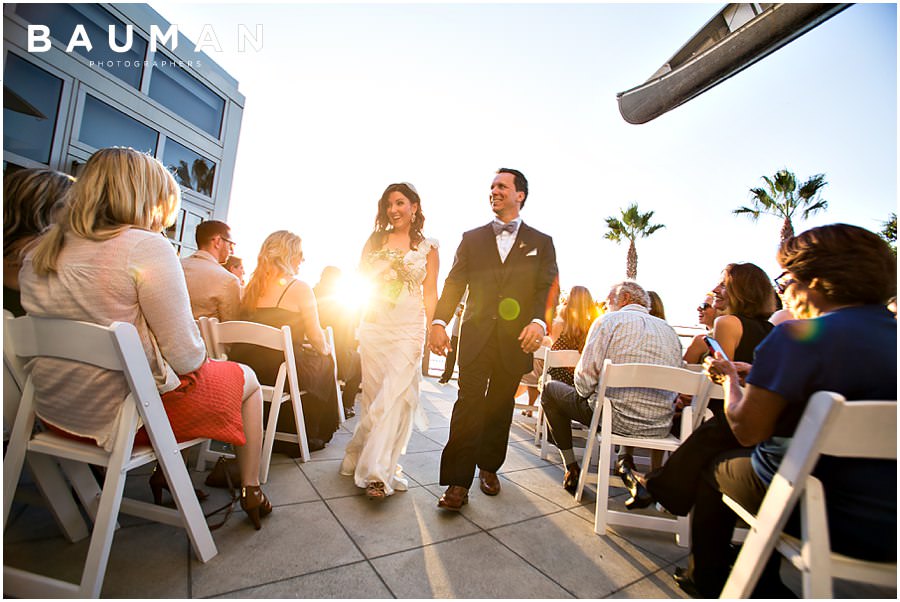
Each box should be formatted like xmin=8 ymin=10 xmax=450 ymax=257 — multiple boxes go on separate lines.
xmin=201 ymin=317 xmax=310 ymax=483
xmin=536 ymin=348 xmax=583 ymax=457
xmin=575 ymin=359 xmax=718 ymax=547
xmin=721 ymin=391 xmax=897 ymax=598
xmin=3 ymin=310 xmax=89 ymax=544
xmin=3 ymin=315 xmax=216 ymax=598
xmin=324 ymin=326 xmax=345 ymax=425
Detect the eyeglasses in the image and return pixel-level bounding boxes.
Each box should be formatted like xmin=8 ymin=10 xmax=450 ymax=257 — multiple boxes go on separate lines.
xmin=774 ymin=271 xmax=796 ymax=295
xmin=219 ymin=235 xmax=236 ymax=247
xmin=697 ymin=303 xmax=712 ymax=311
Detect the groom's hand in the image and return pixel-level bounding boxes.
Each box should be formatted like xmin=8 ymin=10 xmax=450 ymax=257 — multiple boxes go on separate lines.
xmin=518 ymin=322 xmax=545 ymax=353
xmin=429 ymin=324 xmax=451 ymax=356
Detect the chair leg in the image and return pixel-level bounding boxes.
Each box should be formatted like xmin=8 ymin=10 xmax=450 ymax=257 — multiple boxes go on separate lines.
xmin=25 ymin=454 xmax=89 ymax=542
xmin=594 ymin=435 xmax=613 ymax=535
xmin=259 ymin=399 xmax=282 ymax=484
xmin=78 ymin=460 xmax=129 ymax=597
xmin=59 ymin=459 xmax=104 ymax=523
xmin=156 ymin=449 xmax=217 ymax=563
xmin=3 ymin=403 xmax=33 ymax=529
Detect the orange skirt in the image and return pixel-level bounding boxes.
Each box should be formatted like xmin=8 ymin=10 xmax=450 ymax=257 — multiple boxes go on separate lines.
xmin=45 ymin=359 xmax=246 ymax=448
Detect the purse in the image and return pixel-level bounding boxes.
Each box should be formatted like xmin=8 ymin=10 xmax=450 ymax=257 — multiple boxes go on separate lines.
xmin=204 ymin=456 xmax=241 ymax=490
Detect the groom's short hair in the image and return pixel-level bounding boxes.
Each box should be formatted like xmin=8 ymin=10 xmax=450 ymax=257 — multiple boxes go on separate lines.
xmin=497 ymin=168 xmax=528 ymax=208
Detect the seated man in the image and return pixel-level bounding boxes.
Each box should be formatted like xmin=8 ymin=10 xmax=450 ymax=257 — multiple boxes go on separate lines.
xmin=181 ymin=220 xmax=241 ymax=321
xmin=540 ymin=280 xmax=682 ymax=496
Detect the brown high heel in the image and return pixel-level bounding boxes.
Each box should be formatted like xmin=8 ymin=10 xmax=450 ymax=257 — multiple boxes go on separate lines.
xmin=240 ymin=485 xmax=272 ymax=530
xmin=149 ymin=464 xmax=209 ymax=506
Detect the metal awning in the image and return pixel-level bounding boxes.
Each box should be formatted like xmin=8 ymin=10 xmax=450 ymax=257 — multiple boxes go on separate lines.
xmin=617 ymin=3 xmax=851 ymax=124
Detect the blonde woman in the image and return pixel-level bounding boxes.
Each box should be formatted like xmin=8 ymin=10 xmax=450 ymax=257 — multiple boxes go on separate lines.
xmin=229 ymin=231 xmax=340 ymax=452
xmin=340 ymin=182 xmax=438 ymax=500
xmin=19 ymin=147 xmax=271 ymax=529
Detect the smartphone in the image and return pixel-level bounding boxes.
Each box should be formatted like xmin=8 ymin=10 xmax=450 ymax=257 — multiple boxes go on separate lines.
xmin=704 ymin=335 xmax=729 ymax=361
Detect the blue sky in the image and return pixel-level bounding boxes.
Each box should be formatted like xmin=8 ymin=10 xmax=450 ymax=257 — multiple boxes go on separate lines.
xmin=156 ymin=2 xmax=898 ymax=325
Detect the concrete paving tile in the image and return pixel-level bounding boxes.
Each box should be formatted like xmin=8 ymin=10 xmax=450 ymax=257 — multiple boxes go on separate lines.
xmin=403 ymin=429 xmax=444 ymax=453
xmin=300 ymin=458 xmax=363 ymax=499
xmin=371 ymin=532 xmax=573 ymax=598
xmin=497 ymin=443 xmax=560 ymax=473
xmin=502 ymin=464 xmax=597 ymax=510
xmin=491 ymin=510 xmax=674 ymax=598
xmin=213 ymin=561 xmax=393 ymax=598
xmin=422 ymin=410 xmax=451 ymax=428
xmin=3 ymin=522 xmax=190 ymax=598
xmin=607 ymin=566 xmax=691 ymax=599
xmin=395 ymin=449 xmax=442 ymax=487
xmin=262 ymin=461 xmax=319 ymax=505
xmin=191 ymin=501 xmax=363 ymax=598
xmin=305 ymin=430 xmax=354 ymax=462
xmin=424 ymin=478 xmax=562 ymax=531
xmin=419 ymin=426 xmax=450 ymax=446
xmin=327 ymin=487 xmax=480 ymax=558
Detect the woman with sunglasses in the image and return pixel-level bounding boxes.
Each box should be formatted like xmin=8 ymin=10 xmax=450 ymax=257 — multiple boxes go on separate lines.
xmin=682 ymin=294 xmax=720 ymax=364
xmin=676 ymin=223 xmax=897 ymax=597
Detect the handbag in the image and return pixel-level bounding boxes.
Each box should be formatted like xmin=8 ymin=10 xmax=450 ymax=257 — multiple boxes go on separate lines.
xmin=204 ymin=456 xmax=241 ymax=490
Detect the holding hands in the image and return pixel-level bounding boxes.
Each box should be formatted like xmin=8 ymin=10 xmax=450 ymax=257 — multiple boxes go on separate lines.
xmin=429 ymin=323 xmax=451 ymax=356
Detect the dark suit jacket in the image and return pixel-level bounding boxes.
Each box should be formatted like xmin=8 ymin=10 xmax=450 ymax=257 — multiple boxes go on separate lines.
xmin=434 ymin=222 xmax=559 ymax=376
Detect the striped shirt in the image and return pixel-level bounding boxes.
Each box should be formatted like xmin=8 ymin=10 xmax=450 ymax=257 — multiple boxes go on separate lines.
xmin=574 ymin=304 xmax=683 ymax=438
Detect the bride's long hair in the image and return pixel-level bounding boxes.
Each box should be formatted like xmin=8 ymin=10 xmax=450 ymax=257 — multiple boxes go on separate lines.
xmin=365 ymin=182 xmax=425 ymax=251
xmin=241 ymin=230 xmax=303 ymax=315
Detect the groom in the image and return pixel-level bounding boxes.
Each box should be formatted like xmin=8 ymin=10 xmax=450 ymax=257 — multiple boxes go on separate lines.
xmin=430 ymin=168 xmax=558 ymax=511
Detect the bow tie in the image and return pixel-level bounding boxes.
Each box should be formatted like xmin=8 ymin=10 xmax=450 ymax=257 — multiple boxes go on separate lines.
xmin=492 ymin=221 xmax=518 ymax=236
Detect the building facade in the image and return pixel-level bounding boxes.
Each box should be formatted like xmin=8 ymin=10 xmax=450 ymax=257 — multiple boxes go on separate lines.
xmin=3 ymin=3 xmax=244 ymax=255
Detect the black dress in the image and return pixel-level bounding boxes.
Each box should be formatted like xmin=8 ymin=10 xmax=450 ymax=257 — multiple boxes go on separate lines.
xmin=228 ymin=284 xmax=340 ymax=449
xmin=644 ymin=313 xmax=773 ymax=515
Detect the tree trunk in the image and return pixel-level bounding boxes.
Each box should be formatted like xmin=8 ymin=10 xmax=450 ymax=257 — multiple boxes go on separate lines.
xmin=780 ymin=218 xmax=794 ymax=245
xmin=626 ymin=240 xmax=637 ymax=279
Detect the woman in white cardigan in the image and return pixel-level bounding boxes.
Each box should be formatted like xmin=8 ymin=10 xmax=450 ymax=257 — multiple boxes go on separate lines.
xmin=19 ymin=147 xmax=272 ymax=529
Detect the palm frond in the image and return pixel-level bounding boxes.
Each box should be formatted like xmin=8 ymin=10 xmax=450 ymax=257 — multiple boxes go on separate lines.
xmin=801 ymin=200 xmax=829 ymax=220
xmin=733 ymin=206 xmax=761 ymax=220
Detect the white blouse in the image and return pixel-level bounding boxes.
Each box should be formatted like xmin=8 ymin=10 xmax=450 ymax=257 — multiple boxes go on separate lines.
xmin=19 ymin=228 xmax=206 ymax=450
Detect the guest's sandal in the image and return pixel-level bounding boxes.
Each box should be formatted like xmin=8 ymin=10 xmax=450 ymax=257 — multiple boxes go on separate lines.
xmin=365 ymin=481 xmax=386 ymax=500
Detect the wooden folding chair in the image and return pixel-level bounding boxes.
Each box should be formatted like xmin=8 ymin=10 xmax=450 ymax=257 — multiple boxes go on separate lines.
xmin=3 ymin=315 xmax=216 ymax=598
xmin=201 ymin=317 xmax=310 ymax=483
xmin=721 ymin=391 xmax=897 ymax=598
xmin=575 ymin=359 xmax=718 ymax=547
xmin=3 ymin=310 xmax=89 ymax=544
xmin=536 ymin=348 xmax=583 ymax=457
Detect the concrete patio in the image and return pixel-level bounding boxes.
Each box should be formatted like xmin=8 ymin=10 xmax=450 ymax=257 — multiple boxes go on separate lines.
xmin=4 ymin=376 xmax=894 ymax=598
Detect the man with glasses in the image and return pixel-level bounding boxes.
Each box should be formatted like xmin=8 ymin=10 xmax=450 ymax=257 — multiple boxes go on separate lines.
xmin=181 ymin=220 xmax=241 ymax=321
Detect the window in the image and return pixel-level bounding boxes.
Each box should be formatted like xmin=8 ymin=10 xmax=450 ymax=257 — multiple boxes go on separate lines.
xmin=163 ymin=139 xmax=216 ymax=197
xmin=15 ymin=3 xmax=147 ymax=89
xmin=79 ymin=94 xmax=158 ymax=154
xmin=148 ymin=64 xmax=224 ymax=138
xmin=3 ymin=53 xmax=63 ymax=164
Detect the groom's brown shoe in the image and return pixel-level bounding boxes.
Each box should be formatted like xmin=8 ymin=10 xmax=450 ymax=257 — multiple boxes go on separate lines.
xmin=438 ymin=486 xmax=468 ymax=511
xmin=478 ymin=470 xmax=501 ymax=496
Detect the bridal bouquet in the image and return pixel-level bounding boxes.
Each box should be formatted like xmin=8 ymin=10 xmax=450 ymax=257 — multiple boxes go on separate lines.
xmin=366 ymin=248 xmax=418 ymax=307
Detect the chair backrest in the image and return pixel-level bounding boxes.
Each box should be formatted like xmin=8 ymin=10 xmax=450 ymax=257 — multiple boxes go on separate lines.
xmin=202 ymin=317 xmax=290 ymax=356
xmin=538 ymin=348 xmax=582 ymax=389
xmin=4 ymin=310 xmax=26 ymax=434
xmin=776 ymin=391 xmax=896 ymax=486
xmin=6 ymin=315 xmax=178 ymax=453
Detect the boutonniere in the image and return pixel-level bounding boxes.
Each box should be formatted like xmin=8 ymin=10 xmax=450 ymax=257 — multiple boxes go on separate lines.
xmin=518 ymin=241 xmax=527 ymax=249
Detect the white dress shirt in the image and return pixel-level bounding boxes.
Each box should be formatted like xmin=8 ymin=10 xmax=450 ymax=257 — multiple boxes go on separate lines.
xmin=494 ymin=217 xmax=521 ymax=263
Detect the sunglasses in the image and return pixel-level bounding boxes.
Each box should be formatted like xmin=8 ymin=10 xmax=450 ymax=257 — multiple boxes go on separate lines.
xmin=774 ymin=271 xmax=796 ymax=295
xmin=697 ymin=303 xmax=712 ymax=311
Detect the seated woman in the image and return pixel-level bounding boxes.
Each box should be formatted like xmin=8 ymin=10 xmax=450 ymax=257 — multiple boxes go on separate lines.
xmin=682 ymin=293 xmax=718 ymax=364
xmin=676 ymin=223 xmax=897 ymax=597
xmin=3 ymin=167 xmax=75 ymax=316
xmin=621 ymin=263 xmax=777 ymax=510
xmin=229 ymin=231 xmax=340 ymax=453
xmin=18 ymin=147 xmax=271 ymax=529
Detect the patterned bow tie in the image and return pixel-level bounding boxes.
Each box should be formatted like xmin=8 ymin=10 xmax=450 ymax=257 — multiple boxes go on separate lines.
xmin=492 ymin=221 xmax=517 ymax=236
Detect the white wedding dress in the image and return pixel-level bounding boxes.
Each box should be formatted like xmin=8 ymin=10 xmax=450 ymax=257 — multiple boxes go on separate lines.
xmin=339 ymin=238 xmax=437 ymax=495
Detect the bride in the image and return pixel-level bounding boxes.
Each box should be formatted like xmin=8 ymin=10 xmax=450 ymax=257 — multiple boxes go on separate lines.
xmin=340 ymin=182 xmax=438 ymax=499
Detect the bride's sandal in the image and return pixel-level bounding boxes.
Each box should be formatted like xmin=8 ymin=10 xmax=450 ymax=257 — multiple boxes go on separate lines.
xmin=365 ymin=481 xmax=386 ymax=500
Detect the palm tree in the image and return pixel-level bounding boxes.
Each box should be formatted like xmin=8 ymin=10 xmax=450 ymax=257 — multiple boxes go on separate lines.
xmin=604 ymin=203 xmax=665 ymax=279
xmin=734 ymin=169 xmax=828 ymax=244
xmin=880 ymin=212 xmax=896 ymax=255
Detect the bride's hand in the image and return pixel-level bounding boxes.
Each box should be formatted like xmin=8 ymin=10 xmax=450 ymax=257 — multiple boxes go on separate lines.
xmin=429 ymin=324 xmax=450 ymax=356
